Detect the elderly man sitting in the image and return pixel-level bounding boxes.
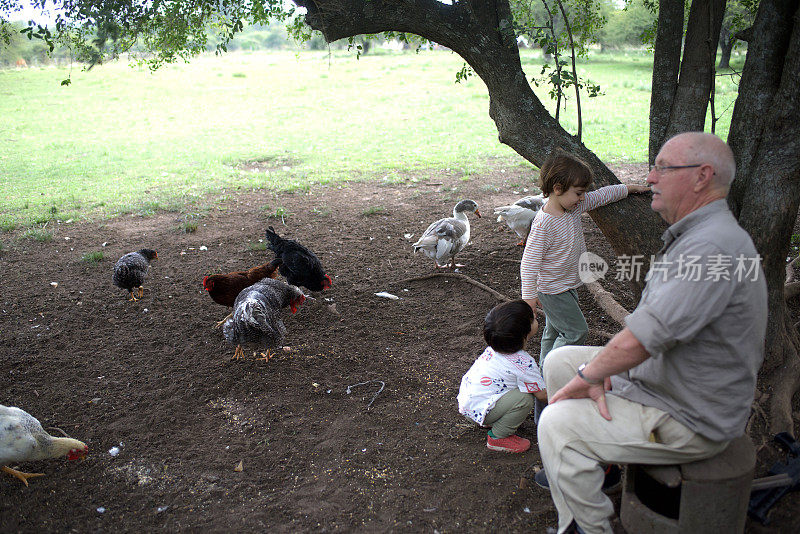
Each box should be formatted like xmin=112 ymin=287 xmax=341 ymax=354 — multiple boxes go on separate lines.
xmin=536 ymin=132 xmax=768 ymax=534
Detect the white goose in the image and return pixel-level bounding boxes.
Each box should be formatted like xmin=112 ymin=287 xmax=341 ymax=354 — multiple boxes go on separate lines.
xmin=494 ymin=194 xmax=546 ymax=246
xmin=413 ymin=199 xmax=481 ymax=269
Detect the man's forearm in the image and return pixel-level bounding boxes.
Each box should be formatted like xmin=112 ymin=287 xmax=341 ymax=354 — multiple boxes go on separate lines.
xmin=579 ymin=328 xmax=650 ymax=383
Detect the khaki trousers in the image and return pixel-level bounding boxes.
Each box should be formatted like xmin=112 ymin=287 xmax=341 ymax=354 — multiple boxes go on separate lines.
xmin=537 ymin=346 xmax=728 ymax=534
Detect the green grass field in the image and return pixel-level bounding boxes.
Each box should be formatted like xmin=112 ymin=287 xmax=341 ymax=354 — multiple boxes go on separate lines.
xmin=0 ymin=48 xmax=745 ymax=227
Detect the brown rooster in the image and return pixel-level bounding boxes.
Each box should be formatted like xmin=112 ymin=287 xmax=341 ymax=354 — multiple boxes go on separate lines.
xmin=203 ymin=260 xmax=281 ymax=327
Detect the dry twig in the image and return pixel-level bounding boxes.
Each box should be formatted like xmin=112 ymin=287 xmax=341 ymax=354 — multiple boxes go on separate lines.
xmin=46 ymin=426 xmax=71 ymax=438
xmin=346 ymin=380 xmax=386 ymax=410
xmin=395 ymin=272 xmax=512 ymax=302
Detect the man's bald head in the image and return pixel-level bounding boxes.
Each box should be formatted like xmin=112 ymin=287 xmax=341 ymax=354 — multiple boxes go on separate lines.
xmin=664 ymin=132 xmax=736 ymax=190
xmin=648 ymin=132 xmax=735 ymax=224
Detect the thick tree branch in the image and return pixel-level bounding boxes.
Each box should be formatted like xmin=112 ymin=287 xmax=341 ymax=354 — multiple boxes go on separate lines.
xmin=585 ymin=281 xmax=630 ymax=327
xmin=661 ymin=0 xmax=726 ymax=143
xmin=294 ymin=0 xmax=479 ymax=51
xmin=649 ymin=0 xmax=684 ymax=163
xmin=294 ymin=0 xmax=666 ymax=263
xmin=732 ymin=0 xmax=800 ymax=435
xmin=728 ymin=0 xmax=797 ymax=217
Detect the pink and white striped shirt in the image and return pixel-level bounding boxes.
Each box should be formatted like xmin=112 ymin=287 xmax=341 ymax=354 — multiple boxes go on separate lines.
xmin=520 ymin=184 xmax=628 ymax=299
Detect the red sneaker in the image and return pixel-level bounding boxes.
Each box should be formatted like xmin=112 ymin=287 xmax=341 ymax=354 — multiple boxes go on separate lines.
xmin=486 ymin=434 xmax=531 ymax=453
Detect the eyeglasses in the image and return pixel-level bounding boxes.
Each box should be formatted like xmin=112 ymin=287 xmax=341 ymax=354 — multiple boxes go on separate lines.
xmin=649 ymin=164 xmax=702 ymax=173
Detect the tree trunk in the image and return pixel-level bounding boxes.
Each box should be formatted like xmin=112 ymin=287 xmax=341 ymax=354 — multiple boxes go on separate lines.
xmin=719 ymin=26 xmax=734 ymax=69
xmin=660 ymin=0 xmax=727 ymax=144
xmin=728 ymin=0 xmax=796 ymax=214
xmin=649 ymin=0 xmax=685 ymax=163
xmin=295 ymin=0 xmax=667 ymax=260
xmin=727 ymin=0 xmax=800 ymax=434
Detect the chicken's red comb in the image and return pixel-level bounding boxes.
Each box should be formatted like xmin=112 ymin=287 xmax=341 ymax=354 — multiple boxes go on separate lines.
xmin=290 ymin=294 xmax=306 ymax=314
xmin=66 ymin=445 xmax=88 ymax=461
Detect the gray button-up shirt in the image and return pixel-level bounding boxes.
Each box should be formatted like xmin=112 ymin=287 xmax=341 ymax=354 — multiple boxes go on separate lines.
xmin=611 ymin=199 xmax=768 ymax=442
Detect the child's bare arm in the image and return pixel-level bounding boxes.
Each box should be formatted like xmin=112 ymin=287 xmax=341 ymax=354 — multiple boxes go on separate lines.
xmin=627 ymin=184 xmax=651 ymax=194
xmin=525 ymin=297 xmax=542 ymax=316
xmin=534 ymin=390 xmax=548 ymax=402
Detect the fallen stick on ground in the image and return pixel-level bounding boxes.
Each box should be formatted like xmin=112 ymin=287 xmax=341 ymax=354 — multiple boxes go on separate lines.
xmin=346 ymin=379 xmax=386 ymax=410
xmin=397 ymin=274 xmax=627 ymax=341
xmin=594 ymin=330 xmax=617 ymax=341
xmin=395 ymin=272 xmax=512 ymax=302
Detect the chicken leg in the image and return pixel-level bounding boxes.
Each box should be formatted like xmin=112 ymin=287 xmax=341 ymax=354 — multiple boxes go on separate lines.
xmin=214 ymin=313 xmax=232 ymax=330
xmin=137 ymin=286 xmax=144 ymax=299
xmin=2 ymin=465 xmax=45 ymax=487
xmin=231 ymin=345 xmax=245 ymax=360
xmin=127 ymin=290 xmax=139 ymax=301
xmin=255 ymin=350 xmax=275 ymax=363
xmin=445 ymin=255 xmax=464 ymax=270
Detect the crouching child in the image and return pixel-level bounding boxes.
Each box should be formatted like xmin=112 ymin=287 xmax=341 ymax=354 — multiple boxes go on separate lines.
xmin=457 ymin=300 xmax=546 ymax=453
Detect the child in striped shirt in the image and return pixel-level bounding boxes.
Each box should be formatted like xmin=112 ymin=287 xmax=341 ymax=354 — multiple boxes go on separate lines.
xmin=520 ymin=153 xmax=649 ymax=419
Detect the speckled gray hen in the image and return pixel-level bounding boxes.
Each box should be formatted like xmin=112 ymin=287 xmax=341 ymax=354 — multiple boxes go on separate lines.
xmin=222 ymin=278 xmax=307 ymax=361
xmin=112 ymin=248 xmax=158 ymax=301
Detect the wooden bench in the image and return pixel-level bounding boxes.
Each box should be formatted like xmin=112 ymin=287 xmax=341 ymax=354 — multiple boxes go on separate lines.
xmin=620 ymin=434 xmax=755 ymax=534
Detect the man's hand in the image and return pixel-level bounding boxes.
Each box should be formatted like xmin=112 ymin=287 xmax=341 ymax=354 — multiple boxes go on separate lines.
xmin=550 ymin=375 xmax=613 ymax=421
xmin=627 ymin=184 xmax=651 ymax=194
xmin=548 ymin=329 xmax=649 ymax=422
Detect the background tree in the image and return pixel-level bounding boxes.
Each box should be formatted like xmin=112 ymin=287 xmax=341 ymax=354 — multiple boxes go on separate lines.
xmin=718 ymin=0 xmax=756 ymax=69
xmin=727 ymin=0 xmax=800 ymax=433
xmin=0 ymin=19 xmax=61 ymax=65
xmin=2 ymin=0 xmax=799 ymax=434
xmin=597 ymin=0 xmax=656 ymax=51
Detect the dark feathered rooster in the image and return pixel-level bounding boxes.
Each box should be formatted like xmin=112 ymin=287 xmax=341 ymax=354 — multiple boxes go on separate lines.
xmin=223 ymin=278 xmax=307 ymax=362
xmin=113 ymin=248 xmax=157 ymax=301
xmin=203 ymin=260 xmax=282 ymax=326
xmin=265 ymin=226 xmax=332 ymax=292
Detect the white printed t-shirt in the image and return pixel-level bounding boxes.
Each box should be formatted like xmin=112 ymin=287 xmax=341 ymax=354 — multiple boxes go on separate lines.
xmin=457 ymin=347 xmax=545 ymax=425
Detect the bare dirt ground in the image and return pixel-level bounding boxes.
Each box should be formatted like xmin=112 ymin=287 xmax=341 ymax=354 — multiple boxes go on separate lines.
xmin=1 ymin=165 xmax=798 ymax=532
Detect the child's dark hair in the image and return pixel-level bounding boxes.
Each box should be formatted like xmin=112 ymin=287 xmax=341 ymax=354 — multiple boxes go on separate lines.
xmin=484 ymin=300 xmax=534 ymax=354
xmin=539 ymin=152 xmax=593 ymax=197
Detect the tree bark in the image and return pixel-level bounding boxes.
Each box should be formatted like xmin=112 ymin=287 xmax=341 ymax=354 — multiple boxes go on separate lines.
xmin=660 ymin=0 xmax=728 ymax=144
xmin=649 ymin=0 xmax=685 ymax=163
xmin=727 ymin=0 xmax=800 ymax=434
xmin=786 ymin=281 xmax=800 ymax=300
xmin=295 ymin=0 xmax=667 ymax=260
xmin=728 ymin=0 xmax=797 ymax=215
